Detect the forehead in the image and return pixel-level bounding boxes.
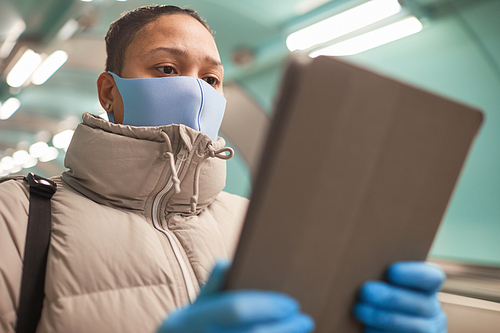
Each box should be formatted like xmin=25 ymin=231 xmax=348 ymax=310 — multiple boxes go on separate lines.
xmin=125 ymin=14 xmax=220 ymax=62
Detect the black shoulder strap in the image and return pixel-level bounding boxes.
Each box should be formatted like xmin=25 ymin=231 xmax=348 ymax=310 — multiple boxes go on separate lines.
xmin=16 ymin=173 xmax=57 ymax=333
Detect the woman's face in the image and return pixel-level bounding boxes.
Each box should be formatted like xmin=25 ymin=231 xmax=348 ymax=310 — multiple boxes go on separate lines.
xmin=99 ymin=14 xmax=223 ymax=124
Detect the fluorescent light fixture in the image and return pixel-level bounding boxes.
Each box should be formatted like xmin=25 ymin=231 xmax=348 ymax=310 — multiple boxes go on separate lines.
xmin=80 ymin=0 xmax=93 ymax=2
xmin=10 ymin=164 xmax=22 ymax=174
xmin=6 ymin=49 xmax=42 ymax=88
xmin=23 ymin=156 xmax=38 ymax=169
xmin=56 ymin=19 xmax=79 ymax=41
xmin=12 ymin=150 xmax=30 ymax=165
xmin=29 ymin=141 xmax=50 ymax=158
xmin=0 ymin=97 xmax=21 ymax=120
xmin=0 ymin=41 xmax=17 ymax=59
xmin=0 ymin=20 xmax=26 ymax=59
xmin=309 ymin=16 xmax=423 ymax=57
xmin=287 ymin=0 xmax=402 ymax=51
xmin=32 ymin=50 xmax=69 ymax=85
xmin=39 ymin=147 xmax=59 ymax=162
xmin=52 ymin=129 xmax=74 ymax=149
xmin=0 ymin=156 xmax=15 ymax=171
xmin=295 ymin=0 xmax=331 ymax=15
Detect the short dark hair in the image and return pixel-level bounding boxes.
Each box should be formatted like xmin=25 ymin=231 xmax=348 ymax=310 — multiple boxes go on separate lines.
xmin=105 ymin=5 xmax=211 ymax=75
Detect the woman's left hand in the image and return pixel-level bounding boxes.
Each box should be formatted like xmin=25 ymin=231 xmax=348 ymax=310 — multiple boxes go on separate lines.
xmin=354 ymin=261 xmax=447 ymax=332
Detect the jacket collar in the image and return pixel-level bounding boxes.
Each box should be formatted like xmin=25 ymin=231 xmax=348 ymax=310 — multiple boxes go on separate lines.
xmin=61 ymin=112 xmax=228 ymax=214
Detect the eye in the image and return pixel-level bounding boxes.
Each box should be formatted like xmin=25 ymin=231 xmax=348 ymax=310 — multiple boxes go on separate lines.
xmin=157 ymin=66 xmax=176 ymax=75
xmin=203 ymin=77 xmax=218 ymax=86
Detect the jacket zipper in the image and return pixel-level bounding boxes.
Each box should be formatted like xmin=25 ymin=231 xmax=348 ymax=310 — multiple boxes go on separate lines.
xmin=152 ymin=148 xmax=198 ymax=304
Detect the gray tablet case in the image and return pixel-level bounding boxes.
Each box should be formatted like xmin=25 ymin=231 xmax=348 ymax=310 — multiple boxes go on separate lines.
xmin=223 ymin=55 xmax=483 ymax=332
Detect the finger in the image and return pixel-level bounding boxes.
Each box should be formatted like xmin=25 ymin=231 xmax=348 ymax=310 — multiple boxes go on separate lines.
xmin=199 ymin=260 xmax=231 ymax=297
xmin=387 ymin=262 xmax=446 ymax=294
xmin=354 ymin=303 xmax=447 ymax=333
xmin=359 ymin=281 xmax=442 ymax=317
xmin=209 ymin=313 xmax=315 ymax=333
xmin=190 ymin=291 xmax=302 ymax=326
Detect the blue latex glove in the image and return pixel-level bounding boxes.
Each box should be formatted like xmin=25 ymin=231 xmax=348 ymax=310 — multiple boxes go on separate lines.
xmin=354 ymin=261 xmax=447 ymax=333
xmin=158 ymin=261 xmax=315 ymax=333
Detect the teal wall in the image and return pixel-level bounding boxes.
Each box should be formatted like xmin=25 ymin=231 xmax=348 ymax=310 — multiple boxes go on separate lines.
xmin=228 ymin=1 xmax=500 ymax=266
xmin=237 ymin=67 xmax=284 ymax=115
xmin=222 ymin=137 xmax=252 ymax=198
xmin=222 ymin=67 xmax=283 ymax=198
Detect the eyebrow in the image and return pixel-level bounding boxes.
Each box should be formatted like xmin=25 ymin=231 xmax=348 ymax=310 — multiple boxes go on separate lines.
xmin=148 ymin=47 xmax=223 ymax=68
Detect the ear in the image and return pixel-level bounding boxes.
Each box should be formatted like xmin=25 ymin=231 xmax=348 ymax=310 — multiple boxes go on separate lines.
xmin=97 ymin=72 xmax=115 ymax=113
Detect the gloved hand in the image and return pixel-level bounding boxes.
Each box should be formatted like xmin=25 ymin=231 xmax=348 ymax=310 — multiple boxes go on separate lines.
xmin=354 ymin=261 xmax=447 ymax=333
xmin=157 ymin=261 xmax=314 ymax=333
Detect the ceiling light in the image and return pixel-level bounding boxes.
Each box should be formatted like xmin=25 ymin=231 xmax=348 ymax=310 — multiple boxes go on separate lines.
xmin=23 ymin=156 xmax=38 ymax=169
xmin=39 ymin=147 xmax=59 ymax=162
xmin=295 ymin=0 xmax=331 ymax=15
xmin=0 ymin=20 xmax=26 ymax=59
xmin=52 ymin=129 xmax=74 ymax=149
xmin=309 ymin=16 xmax=423 ymax=57
xmin=35 ymin=130 xmax=52 ymax=143
xmin=10 ymin=164 xmax=22 ymax=174
xmin=0 ymin=156 xmax=15 ymax=171
xmin=12 ymin=150 xmax=30 ymax=165
xmin=29 ymin=141 xmax=50 ymax=158
xmin=0 ymin=97 xmax=21 ymax=120
xmin=0 ymin=41 xmax=18 ymax=59
xmin=6 ymin=49 xmax=42 ymax=88
xmin=56 ymin=19 xmax=79 ymax=41
xmin=80 ymin=0 xmax=93 ymax=2
xmin=32 ymin=50 xmax=69 ymax=85
xmin=287 ymin=0 xmax=402 ymax=52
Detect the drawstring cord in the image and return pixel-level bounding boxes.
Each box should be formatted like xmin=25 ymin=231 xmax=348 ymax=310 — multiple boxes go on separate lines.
xmin=190 ymin=144 xmax=234 ymax=213
xmin=160 ymin=132 xmax=181 ymax=193
xmin=161 ymin=130 xmax=233 ymax=212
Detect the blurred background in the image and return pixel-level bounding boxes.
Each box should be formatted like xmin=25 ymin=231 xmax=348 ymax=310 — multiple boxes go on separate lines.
xmin=0 ymin=0 xmax=498 ymax=330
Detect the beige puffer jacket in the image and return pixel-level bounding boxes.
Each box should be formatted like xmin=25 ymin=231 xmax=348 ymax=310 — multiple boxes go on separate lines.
xmin=0 ymin=112 xmax=248 ymax=333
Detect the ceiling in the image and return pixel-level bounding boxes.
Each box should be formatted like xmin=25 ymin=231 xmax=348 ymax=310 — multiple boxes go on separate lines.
xmin=0 ymin=0 xmax=496 ymax=178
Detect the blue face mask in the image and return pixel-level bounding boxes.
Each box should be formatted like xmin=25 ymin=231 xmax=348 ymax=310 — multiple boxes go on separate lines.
xmin=108 ymin=72 xmax=226 ymax=141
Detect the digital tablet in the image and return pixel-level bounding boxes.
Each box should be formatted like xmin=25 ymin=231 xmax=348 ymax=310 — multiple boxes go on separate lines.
xmin=223 ymin=55 xmax=483 ymax=332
